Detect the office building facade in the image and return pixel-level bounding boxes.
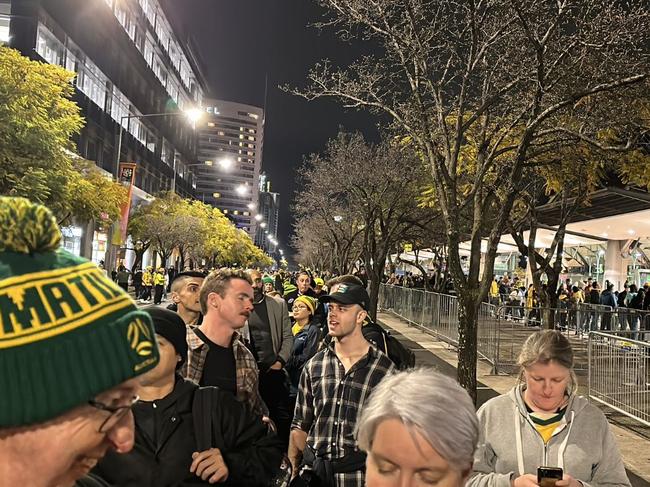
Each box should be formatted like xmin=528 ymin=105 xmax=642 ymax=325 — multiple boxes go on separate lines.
xmin=196 ymin=99 xmax=264 ymax=237
xmin=7 ymin=0 xmax=206 ymax=261
xmin=255 ymin=173 xmax=280 ymax=253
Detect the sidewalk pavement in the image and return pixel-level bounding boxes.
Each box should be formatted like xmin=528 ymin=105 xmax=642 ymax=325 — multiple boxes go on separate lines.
xmin=377 ymin=311 xmax=650 ymax=487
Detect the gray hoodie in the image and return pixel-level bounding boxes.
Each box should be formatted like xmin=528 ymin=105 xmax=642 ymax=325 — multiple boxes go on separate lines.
xmin=468 ymin=386 xmax=630 ymax=487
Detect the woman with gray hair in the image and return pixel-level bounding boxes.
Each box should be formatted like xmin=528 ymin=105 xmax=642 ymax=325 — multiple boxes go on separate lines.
xmin=356 ymin=368 xmax=479 ymax=486
xmin=469 ymin=330 xmax=630 ymax=487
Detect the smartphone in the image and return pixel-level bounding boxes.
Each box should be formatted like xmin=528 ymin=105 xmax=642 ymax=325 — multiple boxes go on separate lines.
xmin=538 ymin=467 xmax=563 ymax=487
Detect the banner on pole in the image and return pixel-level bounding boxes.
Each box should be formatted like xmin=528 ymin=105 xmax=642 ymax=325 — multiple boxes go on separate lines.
xmin=116 ymin=163 xmax=137 ymax=245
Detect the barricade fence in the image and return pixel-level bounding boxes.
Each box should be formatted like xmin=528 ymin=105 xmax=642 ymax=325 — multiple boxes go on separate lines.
xmin=588 ymin=332 xmax=650 ymax=427
xmin=378 ymin=284 xmax=498 ymax=368
xmin=378 ymin=284 xmax=650 ymax=426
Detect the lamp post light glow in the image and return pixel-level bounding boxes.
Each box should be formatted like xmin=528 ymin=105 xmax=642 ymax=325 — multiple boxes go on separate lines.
xmin=235 ymin=184 xmax=248 ymax=196
xmin=254 ymin=214 xmax=263 ymax=222
xmin=219 ymin=157 xmax=234 ymax=171
xmin=260 ymin=222 xmax=267 ymax=229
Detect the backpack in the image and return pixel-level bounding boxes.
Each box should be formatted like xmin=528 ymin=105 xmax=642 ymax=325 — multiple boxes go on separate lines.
xmin=363 ymin=322 xmax=416 ymax=370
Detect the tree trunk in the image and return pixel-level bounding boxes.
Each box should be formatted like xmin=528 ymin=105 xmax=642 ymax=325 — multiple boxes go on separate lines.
xmin=457 ymin=295 xmax=479 ymax=404
xmin=367 ymin=267 xmax=381 ymax=322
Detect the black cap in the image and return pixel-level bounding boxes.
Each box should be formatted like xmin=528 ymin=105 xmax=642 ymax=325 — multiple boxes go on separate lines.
xmin=319 ymin=283 xmax=370 ymax=310
xmin=143 ymin=306 xmax=188 ymax=368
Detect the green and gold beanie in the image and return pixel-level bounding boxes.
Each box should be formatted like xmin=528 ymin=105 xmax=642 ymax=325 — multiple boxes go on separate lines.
xmin=0 ymin=197 xmax=160 ymax=427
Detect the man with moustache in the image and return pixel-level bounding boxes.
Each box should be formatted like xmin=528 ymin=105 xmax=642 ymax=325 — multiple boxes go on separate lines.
xmin=288 ymin=284 xmax=394 ymax=487
xmin=93 ymin=307 xmax=283 ymax=486
xmin=183 ymin=269 xmax=268 ymax=416
xmin=168 ymin=271 xmax=206 ymax=326
xmin=0 ymin=197 xmax=160 ymax=487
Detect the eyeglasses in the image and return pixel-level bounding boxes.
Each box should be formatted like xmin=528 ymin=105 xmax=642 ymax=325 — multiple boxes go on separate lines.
xmin=88 ymin=395 xmax=140 ymax=433
xmin=293 ymin=305 xmax=309 ymax=311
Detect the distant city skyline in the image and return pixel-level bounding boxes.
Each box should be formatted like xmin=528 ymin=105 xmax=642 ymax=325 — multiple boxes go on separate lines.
xmin=160 ymin=0 xmax=381 ymax=261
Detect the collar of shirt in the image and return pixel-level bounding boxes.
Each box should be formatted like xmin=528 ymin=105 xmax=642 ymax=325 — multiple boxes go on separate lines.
xmin=326 ymin=340 xmax=377 ymax=370
xmin=187 ymin=326 xmax=241 ymax=351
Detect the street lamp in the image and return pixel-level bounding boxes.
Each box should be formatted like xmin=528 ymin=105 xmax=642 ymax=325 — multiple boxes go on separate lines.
xmin=254 ymin=214 xmax=263 ymax=222
xmin=260 ymin=222 xmax=267 ymax=229
xmin=218 ymin=157 xmax=234 ymax=171
xmin=235 ymin=184 xmax=248 ymax=196
xmin=114 ymin=108 xmax=203 ymax=193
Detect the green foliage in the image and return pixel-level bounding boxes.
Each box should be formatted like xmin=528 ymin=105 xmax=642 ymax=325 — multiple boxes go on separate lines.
xmin=128 ymin=192 xmax=273 ymax=269
xmin=67 ymin=158 xmax=129 ymax=224
xmin=0 ymin=47 xmax=126 ymax=224
xmin=0 ymin=47 xmax=83 ymax=216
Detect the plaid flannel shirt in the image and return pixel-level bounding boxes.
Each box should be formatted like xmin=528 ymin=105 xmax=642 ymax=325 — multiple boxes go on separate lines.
xmin=292 ymin=342 xmax=395 ymax=487
xmin=184 ymin=326 xmax=268 ymax=416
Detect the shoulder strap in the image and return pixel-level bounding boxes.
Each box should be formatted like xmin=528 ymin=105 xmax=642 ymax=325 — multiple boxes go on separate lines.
xmin=192 ymin=387 xmax=214 ymax=451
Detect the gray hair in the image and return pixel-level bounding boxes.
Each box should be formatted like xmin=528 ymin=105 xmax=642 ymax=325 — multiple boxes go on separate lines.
xmin=517 ymin=330 xmax=577 ymax=394
xmin=355 ymin=368 xmax=478 ymax=472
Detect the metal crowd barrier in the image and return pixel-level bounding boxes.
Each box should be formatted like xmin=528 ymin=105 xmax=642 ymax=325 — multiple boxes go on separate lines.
xmin=588 ymin=331 xmax=650 ymax=427
xmin=378 ymin=284 xmax=650 ymax=427
xmin=378 ymin=284 xmax=498 ymax=368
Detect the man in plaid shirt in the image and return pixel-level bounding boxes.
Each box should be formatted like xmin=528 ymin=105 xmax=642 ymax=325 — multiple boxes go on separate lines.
xmin=289 ymin=284 xmax=395 ymax=486
xmin=183 ymin=269 xmax=268 ymax=416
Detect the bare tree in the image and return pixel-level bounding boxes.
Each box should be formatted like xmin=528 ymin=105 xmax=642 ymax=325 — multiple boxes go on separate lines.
xmin=288 ymin=0 xmax=649 ymax=399
xmin=295 ymin=131 xmax=433 ymax=319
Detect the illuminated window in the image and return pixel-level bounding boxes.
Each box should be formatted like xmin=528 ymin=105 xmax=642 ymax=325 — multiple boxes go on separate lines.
xmin=213 ymin=192 xmax=221 ymax=198
xmin=218 ymin=131 xmax=225 ymax=136
xmin=208 ymin=122 xmax=215 ymax=127
xmin=233 ymin=210 xmax=239 ymax=215
xmin=239 ymin=134 xmax=244 ymax=139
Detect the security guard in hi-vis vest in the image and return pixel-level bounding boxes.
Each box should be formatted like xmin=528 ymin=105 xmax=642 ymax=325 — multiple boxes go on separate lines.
xmin=153 ymin=267 xmax=165 ymax=304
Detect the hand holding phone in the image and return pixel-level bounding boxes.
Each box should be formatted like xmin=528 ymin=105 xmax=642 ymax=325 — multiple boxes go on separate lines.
xmin=538 ymin=467 xmax=563 ymax=487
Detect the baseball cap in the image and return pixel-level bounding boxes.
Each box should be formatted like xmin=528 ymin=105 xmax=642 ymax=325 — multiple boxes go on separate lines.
xmin=319 ymin=283 xmax=369 ymax=310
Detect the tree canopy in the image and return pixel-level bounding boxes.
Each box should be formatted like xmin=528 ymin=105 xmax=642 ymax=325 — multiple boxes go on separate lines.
xmin=129 ymin=192 xmax=274 ymax=270
xmin=294 ymin=131 xmax=437 ymax=319
xmin=290 ymin=0 xmax=650 ymax=399
xmin=0 ymin=47 xmax=127 ymax=224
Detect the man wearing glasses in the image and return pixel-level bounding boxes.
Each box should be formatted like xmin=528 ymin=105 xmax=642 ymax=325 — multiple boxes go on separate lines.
xmin=0 ymin=197 xmax=160 ymax=487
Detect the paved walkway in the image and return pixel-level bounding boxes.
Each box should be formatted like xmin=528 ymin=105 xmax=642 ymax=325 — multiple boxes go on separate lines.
xmin=377 ymin=311 xmax=650 ymax=487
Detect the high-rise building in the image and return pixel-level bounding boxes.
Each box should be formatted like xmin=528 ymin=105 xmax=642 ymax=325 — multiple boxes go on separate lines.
xmin=6 ymin=0 xmax=207 ymax=261
xmin=196 ymin=99 xmax=264 ymax=237
xmin=255 ymin=173 xmax=280 ymax=253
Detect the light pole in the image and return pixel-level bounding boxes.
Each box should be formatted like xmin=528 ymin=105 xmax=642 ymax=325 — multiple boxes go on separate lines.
xmin=108 ymin=108 xmax=202 ymax=273
xmin=114 ymin=108 xmax=203 ymax=193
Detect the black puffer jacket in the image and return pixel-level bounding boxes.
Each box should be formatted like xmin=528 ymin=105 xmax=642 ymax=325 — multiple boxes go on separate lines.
xmin=93 ymin=379 xmax=282 ymax=486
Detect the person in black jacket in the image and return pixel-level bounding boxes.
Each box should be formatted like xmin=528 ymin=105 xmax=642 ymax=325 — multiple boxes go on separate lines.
xmin=92 ymin=307 xmax=283 ymax=487
xmin=599 ymin=284 xmax=617 ymax=331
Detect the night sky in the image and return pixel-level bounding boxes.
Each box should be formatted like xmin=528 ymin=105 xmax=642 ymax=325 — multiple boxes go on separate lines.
xmin=161 ymin=0 xmax=380 ymax=258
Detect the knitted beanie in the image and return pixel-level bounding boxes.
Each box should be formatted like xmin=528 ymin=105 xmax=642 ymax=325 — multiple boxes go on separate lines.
xmin=293 ymin=295 xmax=317 ymax=316
xmin=0 ymin=197 xmax=160 ymax=427
xmin=262 ymin=275 xmax=274 ymax=285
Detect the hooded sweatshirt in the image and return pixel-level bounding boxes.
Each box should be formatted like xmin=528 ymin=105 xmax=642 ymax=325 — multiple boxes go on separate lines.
xmin=469 ymin=386 xmax=630 ymax=487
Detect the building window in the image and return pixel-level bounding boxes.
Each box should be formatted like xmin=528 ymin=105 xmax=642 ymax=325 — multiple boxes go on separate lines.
xmin=36 ymin=25 xmax=64 ymax=65
xmin=79 ymin=59 xmax=107 ymax=110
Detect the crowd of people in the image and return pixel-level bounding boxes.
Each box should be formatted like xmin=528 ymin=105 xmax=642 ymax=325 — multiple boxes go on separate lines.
xmin=0 ymin=197 xmax=633 ymax=487
xmin=485 ymin=274 xmax=650 ymax=339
